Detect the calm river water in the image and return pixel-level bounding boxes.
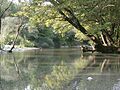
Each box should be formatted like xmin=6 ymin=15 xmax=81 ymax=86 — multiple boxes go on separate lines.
xmin=0 ymin=48 xmax=120 ymax=90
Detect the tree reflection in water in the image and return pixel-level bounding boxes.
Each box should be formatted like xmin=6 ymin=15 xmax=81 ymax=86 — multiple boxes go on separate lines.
xmin=0 ymin=49 xmax=120 ymax=90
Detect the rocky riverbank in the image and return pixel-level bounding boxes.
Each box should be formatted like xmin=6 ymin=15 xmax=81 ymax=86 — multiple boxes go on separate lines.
xmin=0 ymin=45 xmax=39 ymax=53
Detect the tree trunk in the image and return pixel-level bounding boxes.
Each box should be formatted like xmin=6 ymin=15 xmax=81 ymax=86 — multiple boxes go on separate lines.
xmin=8 ymin=23 xmax=23 ymax=53
xmin=58 ymin=8 xmax=102 ymax=45
xmin=95 ymin=44 xmax=120 ymax=53
xmin=100 ymin=32 xmax=107 ymax=46
xmin=51 ymin=1 xmax=119 ymax=53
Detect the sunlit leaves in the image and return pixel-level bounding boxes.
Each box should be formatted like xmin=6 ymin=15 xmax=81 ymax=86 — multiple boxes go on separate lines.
xmin=14 ymin=0 xmax=120 ymax=46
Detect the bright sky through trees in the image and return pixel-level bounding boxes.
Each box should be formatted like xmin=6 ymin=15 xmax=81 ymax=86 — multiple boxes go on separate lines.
xmin=8 ymin=0 xmax=29 ymax=3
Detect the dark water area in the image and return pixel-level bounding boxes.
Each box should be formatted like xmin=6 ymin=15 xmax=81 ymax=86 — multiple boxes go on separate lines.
xmin=0 ymin=48 xmax=120 ymax=90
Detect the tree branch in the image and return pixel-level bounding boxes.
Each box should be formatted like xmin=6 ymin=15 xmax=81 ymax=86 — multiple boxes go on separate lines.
xmin=8 ymin=21 xmax=24 ymax=52
xmin=0 ymin=0 xmax=13 ymax=18
xmin=0 ymin=0 xmax=4 ymax=5
xmin=57 ymin=8 xmax=101 ymax=44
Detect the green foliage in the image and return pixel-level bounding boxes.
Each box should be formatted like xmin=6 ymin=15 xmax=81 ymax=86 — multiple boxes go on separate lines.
xmin=4 ymin=34 xmax=18 ymax=45
xmin=2 ymin=0 xmax=119 ymax=49
xmin=1 ymin=16 xmax=80 ymax=48
xmin=53 ymin=33 xmax=61 ymax=48
xmin=1 ymin=17 xmax=34 ymax=47
xmin=4 ymin=34 xmax=34 ymax=47
xmin=0 ymin=0 xmax=19 ymax=17
xmin=20 ymin=38 xmax=34 ymax=47
xmin=16 ymin=0 xmax=120 ymax=47
xmin=1 ymin=17 xmax=20 ymax=35
xmin=26 ymin=26 xmax=55 ymax=48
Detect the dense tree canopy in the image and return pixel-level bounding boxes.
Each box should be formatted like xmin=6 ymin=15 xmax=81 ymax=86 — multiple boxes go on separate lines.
xmin=0 ymin=0 xmax=120 ymax=53
xmin=16 ymin=0 xmax=120 ymax=53
xmin=0 ymin=0 xmax=19 ymax=34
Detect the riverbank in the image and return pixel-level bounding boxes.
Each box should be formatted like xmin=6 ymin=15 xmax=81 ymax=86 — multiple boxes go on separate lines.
xmin=0 ymin=45 xmax=95 ymax=53
xmin=0 ymin=45 xmax=39 ymax=53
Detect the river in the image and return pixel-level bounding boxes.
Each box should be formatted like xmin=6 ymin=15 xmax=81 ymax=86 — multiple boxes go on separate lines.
xmin=0 ymin=48 xmax=120 ymax=90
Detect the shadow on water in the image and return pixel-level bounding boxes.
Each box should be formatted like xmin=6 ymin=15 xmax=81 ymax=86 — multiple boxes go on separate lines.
xmin=0 ymin=48 xmax=120 ymax=90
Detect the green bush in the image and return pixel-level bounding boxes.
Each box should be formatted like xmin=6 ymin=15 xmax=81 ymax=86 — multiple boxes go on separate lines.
xmin=41 ymin=42 xmax=49 ymax=48
xmin=4 ymin=34 xmax=34 ymax=47
xmin=20 ymin=39 xmax=34 ymax=47
xmin=33 ymin=37 xmax=54 ymax=48
xmin=4 ymin=34 xmax=21 ymax=45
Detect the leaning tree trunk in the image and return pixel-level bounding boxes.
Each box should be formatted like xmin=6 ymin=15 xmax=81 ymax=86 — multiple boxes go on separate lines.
xmin=57 ymin=7 xmax=120 ymax=53
xmin=49 ymin=0 xmax=120 ymax=53
xmin=8 ymin=23 xmax=23 ymax=53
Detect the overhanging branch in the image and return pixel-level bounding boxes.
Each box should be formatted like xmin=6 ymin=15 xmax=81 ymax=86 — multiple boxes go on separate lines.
xmin=57 ymin=8 xmax=101 ymax=44
xmin=0 ymin=0 xmax=13 ymax=18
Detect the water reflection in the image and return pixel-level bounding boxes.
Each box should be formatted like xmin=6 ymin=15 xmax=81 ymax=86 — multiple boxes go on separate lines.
xmin=0 ymin=48 xmax=120 ymax=90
